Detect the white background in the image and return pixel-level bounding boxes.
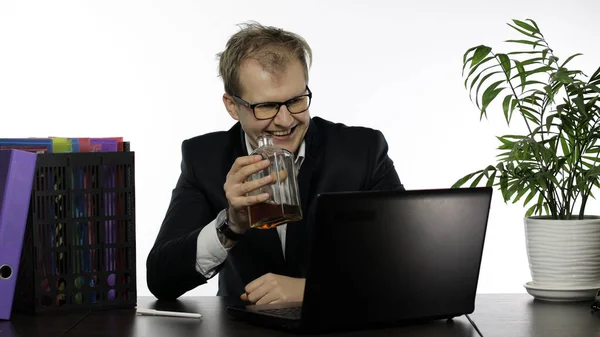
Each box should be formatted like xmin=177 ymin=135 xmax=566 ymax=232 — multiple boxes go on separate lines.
xmin=1 ymin=0 xmax=599 ymax=298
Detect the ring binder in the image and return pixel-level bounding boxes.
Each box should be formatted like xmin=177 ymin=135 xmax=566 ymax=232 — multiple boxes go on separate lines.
xmin=0 ymin=150 xmax=37 ymax=320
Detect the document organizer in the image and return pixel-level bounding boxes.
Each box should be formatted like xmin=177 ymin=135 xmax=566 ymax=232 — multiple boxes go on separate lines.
xmin=12 ymin=151 xmax=136 ymax=313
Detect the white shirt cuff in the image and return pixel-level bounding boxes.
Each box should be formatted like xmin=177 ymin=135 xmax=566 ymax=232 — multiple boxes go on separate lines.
xmin=195 ymin=217 xmax=231 ymax=278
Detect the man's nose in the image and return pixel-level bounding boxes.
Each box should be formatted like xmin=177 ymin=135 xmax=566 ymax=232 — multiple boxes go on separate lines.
xmin=273 ymin=104 xmax=294 ymax=127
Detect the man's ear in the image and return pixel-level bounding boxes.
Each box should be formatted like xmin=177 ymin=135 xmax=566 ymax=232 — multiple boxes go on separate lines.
xmin=223 ymin=93 xmax=239 ymax=120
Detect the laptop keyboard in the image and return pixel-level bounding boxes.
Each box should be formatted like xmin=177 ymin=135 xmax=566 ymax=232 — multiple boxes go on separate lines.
xmin=259 ymin=306 xmax=302 ymax=319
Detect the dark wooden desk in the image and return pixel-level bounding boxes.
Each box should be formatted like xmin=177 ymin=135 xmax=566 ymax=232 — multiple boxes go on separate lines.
xmin=2 ymin=294 xmax=598 ymax=336
xmin=468 ymin=294 xmax=600 ymax=337
xmin=1 ymin=310 xmax=90 ymax=337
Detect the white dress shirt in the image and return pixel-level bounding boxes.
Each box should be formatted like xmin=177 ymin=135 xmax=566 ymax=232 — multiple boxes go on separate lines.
xmin=195 ymin=134 xmax=306 ymax=278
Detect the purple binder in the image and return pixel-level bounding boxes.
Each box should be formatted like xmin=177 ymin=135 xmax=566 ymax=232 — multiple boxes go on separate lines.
xmin=0 ymin=150 xmax=37 ymax=320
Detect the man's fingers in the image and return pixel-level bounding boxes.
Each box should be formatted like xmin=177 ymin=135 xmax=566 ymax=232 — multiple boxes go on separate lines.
xmin=225 ymin=156 xmax=272 ymax=211
xmin=240 ymin=175 xmax=272 ymax=194
xmin=230 ymin=193 xmax=270 ymax=209
xmin=230 ymin=155 xmax=264 ymax=175
xmin=269 ymin=169 xmax=288 ymax=181
xmin=246 ymin=283 xmax=272 ymax=304
xmin=244 ymin=274 xmax=268 ymax=294
xmin=235 ymin=159 xmax=270 ymax=182
xmin=255 ymin=291 xmax=280 ymax=305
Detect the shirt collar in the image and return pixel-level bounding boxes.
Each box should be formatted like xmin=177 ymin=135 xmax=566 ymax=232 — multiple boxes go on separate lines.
xmin=244 ymin=133 xmax=306 ymax=167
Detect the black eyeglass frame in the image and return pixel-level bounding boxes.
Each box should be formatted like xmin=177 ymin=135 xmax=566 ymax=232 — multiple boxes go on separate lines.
xmin=231 ymin=86 xmax=312 ymax=120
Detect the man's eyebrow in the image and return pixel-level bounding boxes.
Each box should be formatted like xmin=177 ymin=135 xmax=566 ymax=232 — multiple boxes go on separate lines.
xmin=256 ymin=88 xmax=307 ymax=104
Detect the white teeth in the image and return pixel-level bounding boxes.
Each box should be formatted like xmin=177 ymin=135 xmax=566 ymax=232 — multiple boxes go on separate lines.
xmin=271 ymin=129 xmax=292 ymax=136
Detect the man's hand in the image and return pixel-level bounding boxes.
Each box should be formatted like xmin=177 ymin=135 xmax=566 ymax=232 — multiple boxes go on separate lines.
xmin=223 ymin=155 xmax=273 ymax=233
xmin=240 ymin=273 xmax=305 ymax=305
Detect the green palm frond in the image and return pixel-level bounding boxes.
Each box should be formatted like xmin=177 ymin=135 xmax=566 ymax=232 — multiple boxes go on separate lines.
xmin=453 ymin=19 xmax=600 ymax=220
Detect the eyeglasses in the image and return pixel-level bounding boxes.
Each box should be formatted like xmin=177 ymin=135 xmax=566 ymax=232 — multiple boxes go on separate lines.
xmin=232 ymin=86 xmax=312 ymax=120
xmin=592 ymin=289 xmax=600 ymax=314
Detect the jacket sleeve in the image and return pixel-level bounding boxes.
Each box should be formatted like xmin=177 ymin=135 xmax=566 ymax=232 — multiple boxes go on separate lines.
xmin=366 ymin=130 xmax=405 ymax=191
xmin=146 ymin=139 xmax=222 ymax=300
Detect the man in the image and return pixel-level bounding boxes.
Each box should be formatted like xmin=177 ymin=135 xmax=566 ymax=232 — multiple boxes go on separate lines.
xmin=146 ymin=22 xmax=404 ymax=304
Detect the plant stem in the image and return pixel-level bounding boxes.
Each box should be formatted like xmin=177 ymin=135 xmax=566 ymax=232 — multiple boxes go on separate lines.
xmin=579 ymin=194 xmax=589 ymax=220
xmin=541 ymin=37 xmax=571 ymax=218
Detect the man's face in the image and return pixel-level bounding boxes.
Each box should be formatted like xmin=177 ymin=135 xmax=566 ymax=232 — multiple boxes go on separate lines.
xmin=223 ymin=58 xmax=310 ymax=154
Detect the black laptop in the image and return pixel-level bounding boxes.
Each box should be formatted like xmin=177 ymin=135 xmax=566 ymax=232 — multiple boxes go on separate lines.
xmin=227 ymin=187 xmax=492 ymax=333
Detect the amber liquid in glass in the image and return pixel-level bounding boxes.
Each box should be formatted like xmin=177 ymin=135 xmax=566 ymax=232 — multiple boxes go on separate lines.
xmin=249 ymin=202 xmax=302 ymax=229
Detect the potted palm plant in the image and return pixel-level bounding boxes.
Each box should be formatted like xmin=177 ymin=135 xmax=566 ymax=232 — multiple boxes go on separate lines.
xmin=453 ymin=18 xmax=600 ymax=301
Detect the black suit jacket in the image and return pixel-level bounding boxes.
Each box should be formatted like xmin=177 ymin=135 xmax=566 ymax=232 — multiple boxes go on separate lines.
xmin=146 ymin=117 xmax=404 ymax=300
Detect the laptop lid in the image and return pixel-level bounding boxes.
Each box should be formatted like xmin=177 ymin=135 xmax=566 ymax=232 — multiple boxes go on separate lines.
xmin=298 ymin=187 xmax=492 ymax=332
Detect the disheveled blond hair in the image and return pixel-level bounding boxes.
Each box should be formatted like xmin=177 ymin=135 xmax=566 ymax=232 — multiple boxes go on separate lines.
xmin=217 ymin=21 xmax=312 ymax=96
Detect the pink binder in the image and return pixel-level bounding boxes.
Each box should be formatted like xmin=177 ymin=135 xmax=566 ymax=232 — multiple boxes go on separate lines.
xmin=0 ymin=150 xmax=37 ymax=320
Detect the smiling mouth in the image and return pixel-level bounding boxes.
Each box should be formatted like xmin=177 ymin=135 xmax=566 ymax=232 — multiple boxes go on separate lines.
xmin=269 ymin=125 xmax=296 ymax=137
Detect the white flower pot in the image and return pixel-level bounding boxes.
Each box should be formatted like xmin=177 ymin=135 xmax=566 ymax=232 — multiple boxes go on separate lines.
xmin=524 ymin=216 xmax=600 ymax=290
